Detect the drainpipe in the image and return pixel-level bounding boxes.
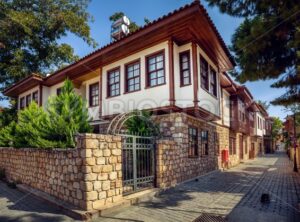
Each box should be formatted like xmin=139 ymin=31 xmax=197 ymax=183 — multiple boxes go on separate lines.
xmin=293 ymin=113 xmax=298 ymax=172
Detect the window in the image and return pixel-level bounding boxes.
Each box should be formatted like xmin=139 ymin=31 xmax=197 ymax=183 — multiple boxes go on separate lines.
xmin=179 ymin=51 xmax=191 ymax=86
xmin=214 ymin=132 xmax=220 ymax=155
xmin=125 ymin=61 xmax=140 ymax=92
xmin=20 ymin=97 xmax=25 ymax=110
xmin=57 ymin=88 xmax=62 ymax=96
xmin=89 ymin=83 xmax=99 ymax=107
xmin=229 ymin=137 xmax=236 ymax=155
xmin=200 ymin=57 xmax=209 ymax=90
xmin=200 ymin=130 xmax=209 ymax=156
xmin=188 ymin=127 xmax=198 ymax=157
xmin=26 ymin=94 xmax=31 ymax=107
xmin=209 ymin=67 xmax=217 ymax=96
xmin=32 ymin=91 xmax=38 ymax=104
xmin=146 ymin=51 xmax=165 ymax=87
xmin=107 ymin=68 xmax=120 ymax=97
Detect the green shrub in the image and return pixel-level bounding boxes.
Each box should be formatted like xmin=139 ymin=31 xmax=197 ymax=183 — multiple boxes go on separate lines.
xmin=0 ymin=121 xmax=16 ymax=147
xmin=124 ymin=110 xmax=159 ymax=136
xmin=47 ymin=79 xmax=92 ymax=147
xmin=0 ymin=79 xmax=92 ymax=148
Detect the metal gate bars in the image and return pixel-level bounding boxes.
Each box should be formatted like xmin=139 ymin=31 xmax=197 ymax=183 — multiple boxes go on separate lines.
xmin=121 ymin=134 xmax=155 ymax=195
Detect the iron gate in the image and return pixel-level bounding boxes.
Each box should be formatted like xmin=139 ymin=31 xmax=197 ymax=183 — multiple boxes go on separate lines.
xmin=121 ymin=134 xmax=155 ymax=195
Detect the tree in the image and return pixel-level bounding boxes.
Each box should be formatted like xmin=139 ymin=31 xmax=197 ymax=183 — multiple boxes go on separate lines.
xmin=14 ymin=102 xmax=59 ymax=148
xmin=0 ymin=80 xmax=92 ymax=148
xmin=47 ymin=79 xmax=92 ymax=147
xmin=271 ymin=117 xmax=283 ymax=141
xmin=109 ymin=12 xmax=151 ymax=33
xmin=256 ymin=100 xmax=270 ymax=111
xmin=0 ymin=0 xmax=97 ymax=100
xmin=205 ymin=0 xmax=300 ymax=106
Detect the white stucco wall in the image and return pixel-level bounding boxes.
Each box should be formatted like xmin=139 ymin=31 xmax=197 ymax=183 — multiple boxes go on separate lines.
xmin=197 ymin=46 xmax=221 ymax=117
xmin=174 ymin=43 xmax=194 ymax=108
xmin=101 ymin=41 xmax=170 ymax=116
xmin=82 ymin=76 xmax=100 ymax=121
xmin=255 ymin=112 xmax=265 ymax=136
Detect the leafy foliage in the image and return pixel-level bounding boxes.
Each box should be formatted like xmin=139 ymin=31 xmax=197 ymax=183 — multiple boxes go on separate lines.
xmin=271 ymin=117 xmax=283 ymax=140
xmin=0 ymin=80 xmax=91 ymax=148
xmin=0 ymin=0 xmax=97 ymax=100
xmin=124 ymin=110 xmax=159 ymax=136
xmin=47 ymin=79 xmax=92 ymax=147
xmin=206 ymin=0 xmax=300 ymax=106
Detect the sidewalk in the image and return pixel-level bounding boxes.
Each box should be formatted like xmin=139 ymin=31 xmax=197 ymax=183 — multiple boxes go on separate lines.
xmin=96 ymin=152 xmax=300 ymax=222
xmin=0 ymin=152 xmax=299 ymax=222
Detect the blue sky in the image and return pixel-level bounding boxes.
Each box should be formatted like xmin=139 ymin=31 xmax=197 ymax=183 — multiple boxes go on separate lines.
xmin=0 ymin=0 xmax=289 ymax=119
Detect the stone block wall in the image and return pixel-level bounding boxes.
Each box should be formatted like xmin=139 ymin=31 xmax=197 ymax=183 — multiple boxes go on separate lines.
xmin=154 ymin=113 xmax=221 ymax=188
xmin=0 ymin=134 xmax=122 ymax=211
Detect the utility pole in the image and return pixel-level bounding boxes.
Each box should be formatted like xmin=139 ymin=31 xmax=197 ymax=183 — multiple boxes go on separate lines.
xmin=293 ymin=112 xmax=298 ymax=172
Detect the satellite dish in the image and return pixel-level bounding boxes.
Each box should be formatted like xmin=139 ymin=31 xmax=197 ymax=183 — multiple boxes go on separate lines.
xmin=111 ymin=16 xmax=131 ymax=41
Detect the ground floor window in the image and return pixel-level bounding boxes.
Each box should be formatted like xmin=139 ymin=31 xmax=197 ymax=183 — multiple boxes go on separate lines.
xmin=214 ymin=132 xmax=220 ymax=155
xmin=188 ymin=127 xmax=198 ymax=157
xmin=229 ymin=137 xmax=236 ymax=155
xmin=200 ymin=130 xmax=209 ymax=156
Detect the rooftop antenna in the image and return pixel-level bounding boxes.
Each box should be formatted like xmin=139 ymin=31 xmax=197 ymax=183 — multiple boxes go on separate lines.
xmin=111 ymin=16 xmax=130 ymax=42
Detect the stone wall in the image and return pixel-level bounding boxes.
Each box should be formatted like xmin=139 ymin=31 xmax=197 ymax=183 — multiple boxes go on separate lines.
xmin=154 ymin=113 xmax=221 ymax=188
xmin=0 ymin=134 xmax=122 ymax=211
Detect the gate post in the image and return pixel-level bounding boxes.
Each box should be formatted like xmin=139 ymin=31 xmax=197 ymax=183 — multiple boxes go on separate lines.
xmin=132 ymin=136 xmax=137 ymax=191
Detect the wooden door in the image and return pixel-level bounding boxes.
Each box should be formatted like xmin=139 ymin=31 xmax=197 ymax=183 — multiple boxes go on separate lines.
xmin=239 ymin=135 xmax=243 ymax=160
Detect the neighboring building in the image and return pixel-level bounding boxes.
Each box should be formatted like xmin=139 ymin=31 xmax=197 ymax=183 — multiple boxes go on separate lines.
xmin=3 ymin=1 xmax=272 ymax=180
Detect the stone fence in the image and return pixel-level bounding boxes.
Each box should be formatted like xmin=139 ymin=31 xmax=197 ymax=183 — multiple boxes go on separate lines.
xmin=0 ymin=134 xmax=122 ymax=211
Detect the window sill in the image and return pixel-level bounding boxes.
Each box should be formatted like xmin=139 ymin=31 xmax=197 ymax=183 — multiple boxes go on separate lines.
xmin=180 ymin=83 xmax=192 ymax=88
xmin=123 ymin=89 xmax=141 ymax=95
xmin=106 ymin=94 xmax=120 ymax=99
xmin=145 ymin=83 xmax=166 ymax=89
xmin=200 ymin=86 xmax=218 ymax=99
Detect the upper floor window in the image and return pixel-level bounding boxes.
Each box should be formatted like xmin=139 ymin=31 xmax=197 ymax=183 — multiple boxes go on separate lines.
xmin=57 ymin=88 xmax=62 ymax=96
xmin=188 ymin=127 xmax=198 ymax=157
xmin=200 ymin=57 xmax=209 ymax=90
xmin=20 ymin=97 xmax=25 ymax=110
xmin=125 ymin=60 xmax=140 ymax=93
xmin=209 ymin=68 xmax=217 ymax=96
xmin=26 ymin=94 xmax=31 ymax=107
xmin=32 ymin=91 xmax=38 ymax=104
xmin=200 ymin=130 xmax=209 ymax=156
xmin=146 ymin=51 xmax=165 ymax=87
xmin=107 ymin=68 xmax=120 ymax=97
xmin=89 ymin=83 xmax=99 ymax=107
xmin=179 ymin=51 xmax=191 ymax=86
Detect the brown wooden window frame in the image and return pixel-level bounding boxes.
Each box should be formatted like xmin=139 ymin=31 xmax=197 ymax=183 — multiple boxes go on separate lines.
xmin=107 ymin=67 xmax=121 ymax=98
xmin=125 ymin=59 xmax=141 ymax=93
xmin=214 ymin=132 xmax=220 ymax=156
xmin=209 ymin=67 xmax=217 ymax=97
xmin=188 ymin=127 xmax=198 ymax=157
xmin=200 ymin=130 xmax=209 ymax=156
xmin=146 ymin=50 xmax=165 ymax=88
xmin=26 ymin=94 xmax=31 ymax=107
xmin=179 ymin=50 xmax=191 ymax=87
xmin=89 ymin=82 xmax=99 ymax=107
xmin=56 ymin=87 xmax=62 ymax=96
xmin=32 ymin=91 xmax=38 ymax=104
xmin=200 ymin=56 xmax=209 ymax=91
xmin=20 ymin=97 xmax=25 ymax=110
xmin=229 ymin=137 xmax=236 ymax=155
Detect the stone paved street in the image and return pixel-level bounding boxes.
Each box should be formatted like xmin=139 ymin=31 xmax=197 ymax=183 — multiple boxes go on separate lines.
xmin=97 ymin=152 xmax=300 ymax=222
xmin=0 ymin=152 xmax=299 ymax=222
